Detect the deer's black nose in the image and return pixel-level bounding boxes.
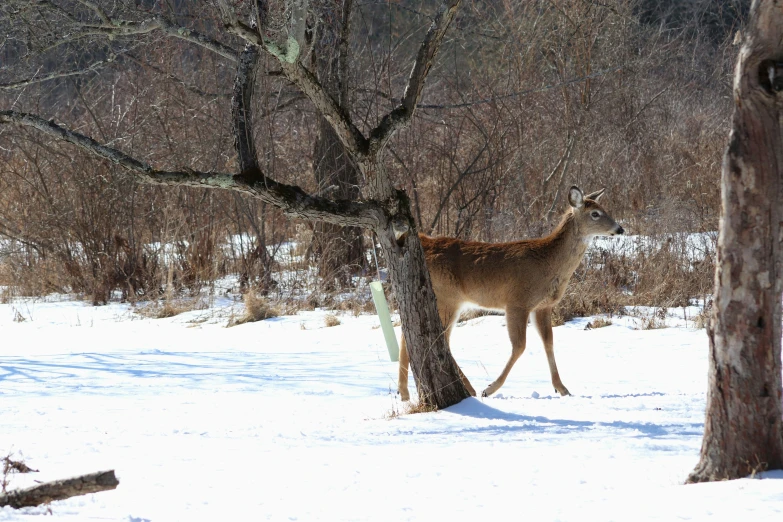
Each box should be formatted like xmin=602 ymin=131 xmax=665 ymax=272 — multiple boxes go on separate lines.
xmin=615 ymin=225 xmax=625 ymax=235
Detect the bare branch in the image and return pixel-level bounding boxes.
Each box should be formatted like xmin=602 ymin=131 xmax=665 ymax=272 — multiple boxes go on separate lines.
xmin=157 ymin=17 xmax=238 ymax=62
xmin=76 ymin=0 xmax=111 ymax=25
xmin=217 ymin=1 xmax=368 ymax=160
xmin=416 ymin=63 xmax=627 ymax=110
xmin=0 ymin=58 xmax=112 ymax=91
xmin=75 ymin=17 xmax=238 ymax=62
xmin=368 ymin=0 xmax=461 ymax=155
xmin=0 ymin=111 xmax=383 ymax=229
xmin=278 ymin=60 xmax=368 ymax=158
xmin=124 ymin=54 xmax=231 ymax=99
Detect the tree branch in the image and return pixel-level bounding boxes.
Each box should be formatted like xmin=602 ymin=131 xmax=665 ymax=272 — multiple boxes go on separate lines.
xmin=0 ymin=58 xmax=112 ymax=91
xmin=77 ymin=17 xmax=238 ymax=62
xmin=217 ymin=1 xmax=368 ymax=161
xmin=368 ymin=0 xmax=461 ymax=155
xmin=0 ymin=111 xmax=383 ymax=229
xmin=278 ymin=60 xmax=369 ymax=158
xmin=76 ymin=0 xmax=111 ymax=25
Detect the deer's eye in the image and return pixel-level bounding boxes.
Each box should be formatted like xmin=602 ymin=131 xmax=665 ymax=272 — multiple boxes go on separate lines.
xmin=590 ymin=211 xmax=601 ymax=219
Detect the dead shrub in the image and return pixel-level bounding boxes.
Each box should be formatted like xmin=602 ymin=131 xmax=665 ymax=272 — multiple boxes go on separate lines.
xmin=630 ymin=307 xmax=669 ymax=330
xmin=2 ymin=452 xmax=37 ymax=493
xmin=386 ymin=399 xmax=438 ymax=419
xmin=324 ymin=314 xmax=341 ymax=327
xmin=553 ymin=268 xmax=628 ymax=326
xmin=135 ymin=297 xmax=205 ymax=319
xmin=228 ymin=291 xmax=279 ymax=326
xmin=585 ymin=317 xmax=613 ymax=329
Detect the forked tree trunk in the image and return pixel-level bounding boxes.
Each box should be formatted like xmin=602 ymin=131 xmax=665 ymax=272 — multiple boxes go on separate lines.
xmin=688 ymin=0 xmax=783 ymax=483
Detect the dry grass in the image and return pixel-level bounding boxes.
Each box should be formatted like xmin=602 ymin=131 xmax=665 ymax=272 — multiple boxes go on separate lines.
xmin=135 ymin=297 xmax=207 ymax=319
xmin=334 ymin=294 xmax=376 ymax=316
xmin=553 ymin=268 xmax=628 ymax=326
xmin=585 ymin=317 xmax=613 ymax=329
xmin=2 ymin=452 xmax=37 ymax=493
xmin=631 ymin=308 xmax=669 ymax=330
xmin=386 ymin=399 xmax=438 ymax=419
xmin=324 ymin=314 xmax=341 ymax=327
xmin=228 ymin=291 xmax=279 ymax=327
xmin=693 ymin=309 xmax=711 ymax=329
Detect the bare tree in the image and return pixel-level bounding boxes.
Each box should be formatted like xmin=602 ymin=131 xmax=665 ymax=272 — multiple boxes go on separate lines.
xmin=687 ymin=0 xmax=783 ymax=482
xmin=0 ymin=0 xmax=469 ymax=408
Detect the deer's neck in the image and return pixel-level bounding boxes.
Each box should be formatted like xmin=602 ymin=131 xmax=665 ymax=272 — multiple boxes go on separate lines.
xmin=544 ymin=212 xmax=590 ymax=275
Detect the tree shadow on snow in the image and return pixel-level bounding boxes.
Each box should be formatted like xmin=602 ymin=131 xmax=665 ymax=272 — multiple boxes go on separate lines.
xmin=440 ymin=397 xmax=703 ymax=440
xmin=0 ymin=350 xmax=391 ymax=396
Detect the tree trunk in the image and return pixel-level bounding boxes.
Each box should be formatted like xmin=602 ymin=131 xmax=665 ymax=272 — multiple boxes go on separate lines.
xmin=0 ymin=470 xmax=119 ymax=509
xmin=375 ymin=190 xmax=470 ymax=408
xmin=688 ymin=0 xmax=783 ymax=483
xmin=311 ymin=0 xmax=364 ymax=290
xmin=312 ymin=121 xmax=365 ymax=289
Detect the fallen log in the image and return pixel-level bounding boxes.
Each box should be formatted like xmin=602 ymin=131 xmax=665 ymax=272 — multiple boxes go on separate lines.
xmin=0 ymin=470 xmax=119 ymax=509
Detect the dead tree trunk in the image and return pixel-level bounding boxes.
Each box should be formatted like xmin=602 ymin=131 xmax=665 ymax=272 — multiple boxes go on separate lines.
xmin=0 ymin=470 xmax=119 ymax=509
xmin=687 ymin=0 xmax=783 ymax=483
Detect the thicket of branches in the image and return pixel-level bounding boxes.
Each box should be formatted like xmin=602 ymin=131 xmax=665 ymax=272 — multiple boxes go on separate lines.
xmin=0 ymin=0 xmax=744 ymax=313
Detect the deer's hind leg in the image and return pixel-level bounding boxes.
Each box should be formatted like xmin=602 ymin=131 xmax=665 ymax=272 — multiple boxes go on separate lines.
xmin=482 ymin=306 xmax=530 ymax=397
xmin=398 ymin=301 xmax=475 ymax=401
xmin=440 ymin=304 xmax=476 ymax=397
xmin=534 ymin=307 xmax=570 ymax=396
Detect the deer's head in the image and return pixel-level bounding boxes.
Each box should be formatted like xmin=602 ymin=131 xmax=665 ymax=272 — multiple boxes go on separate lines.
xmin=567 ymin=186 xmax=624 ymax=238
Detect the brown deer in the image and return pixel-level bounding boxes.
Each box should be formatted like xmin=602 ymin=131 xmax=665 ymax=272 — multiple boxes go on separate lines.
xmin=398 ymin=186 xmax=624 ymax=401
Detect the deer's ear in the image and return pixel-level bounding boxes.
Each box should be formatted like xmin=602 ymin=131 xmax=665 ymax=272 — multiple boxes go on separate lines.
xmin=586 ymin=188 xmax=606 ymax=201
xmin=568 ymin=186 xmax=584 ymax=209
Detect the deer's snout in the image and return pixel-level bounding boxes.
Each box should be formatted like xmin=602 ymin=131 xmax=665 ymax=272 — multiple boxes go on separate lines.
xmin=614 ymin=225 xmax=625 ymax=235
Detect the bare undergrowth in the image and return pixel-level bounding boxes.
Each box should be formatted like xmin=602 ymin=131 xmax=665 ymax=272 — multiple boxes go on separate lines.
xmin=134 ymin=297 xmax=209 ymax=319
xmin=2 ymin=452 xmax=37 ymax=494
xmin=386 ymin=399 xmax=438 ymax=419
xmin=323 ymin=314 xmax=341 ymax=327
xmin=228 ymin=291 xmax=280 ymax=327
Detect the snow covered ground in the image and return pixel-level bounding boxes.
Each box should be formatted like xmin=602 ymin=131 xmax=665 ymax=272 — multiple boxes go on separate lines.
xmin=1 ymin=296 xmax=781 ymax=521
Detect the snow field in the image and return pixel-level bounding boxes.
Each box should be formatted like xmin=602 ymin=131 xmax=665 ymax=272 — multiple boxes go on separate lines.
xmin=1 ymin=297 xmax=781 ymax=521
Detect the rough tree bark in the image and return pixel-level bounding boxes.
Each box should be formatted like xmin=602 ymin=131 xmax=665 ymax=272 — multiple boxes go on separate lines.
xmin=0 ymin=0 xmax=469 ymax=409
xmin=310 ymin=0 xmax=365 ymax=289
xmin=0 ymin=470 xmax=119 ymax=509
xmin=687 ymin=0 xmax=783 ymax=483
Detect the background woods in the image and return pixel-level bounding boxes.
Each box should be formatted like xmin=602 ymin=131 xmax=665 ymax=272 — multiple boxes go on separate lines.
xmin=0 ymin=0 xmax=741 ymax=311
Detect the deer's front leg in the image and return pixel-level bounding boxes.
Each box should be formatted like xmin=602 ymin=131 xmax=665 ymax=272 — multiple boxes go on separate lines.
xmin=534 ymin=307 xmax=570 ymax=396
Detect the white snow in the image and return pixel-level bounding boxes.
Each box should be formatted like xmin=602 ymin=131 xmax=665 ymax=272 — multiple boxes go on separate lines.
xmin=1 ymin=296 xmax=782 ymax=521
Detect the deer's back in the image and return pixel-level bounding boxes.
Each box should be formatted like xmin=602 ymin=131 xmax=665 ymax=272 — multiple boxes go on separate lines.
xmin=420 ymin=234 xmax=556 ymax=310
